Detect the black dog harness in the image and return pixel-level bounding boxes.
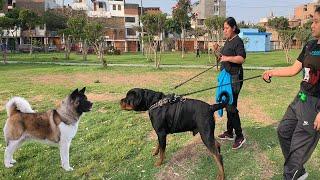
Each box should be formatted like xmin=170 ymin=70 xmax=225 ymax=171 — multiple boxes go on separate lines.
xmin=148 ymin=94 xmax=185 ymax=111
xmin=149 ymin=95 xmax=186 ymax=133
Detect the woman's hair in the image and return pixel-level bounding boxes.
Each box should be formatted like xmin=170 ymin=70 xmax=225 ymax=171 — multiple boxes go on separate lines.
xmin=224 ymin=17 xmax=240 ymax=34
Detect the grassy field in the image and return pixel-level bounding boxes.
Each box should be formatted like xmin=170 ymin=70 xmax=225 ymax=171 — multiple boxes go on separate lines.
xmin=5 ymin=49 xmax=301 ymax=67
xmin=0 ymin=57 xmax=319 ymax=179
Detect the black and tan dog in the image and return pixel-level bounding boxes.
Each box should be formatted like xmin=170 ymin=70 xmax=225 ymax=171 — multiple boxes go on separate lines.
xmin=120 ymin=88 xmax=231 ymax=179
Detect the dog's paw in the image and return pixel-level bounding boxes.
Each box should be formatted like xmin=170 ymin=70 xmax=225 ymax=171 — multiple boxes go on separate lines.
xmin=10 ymin=159 xmax=16 ymax=164
xmin=62 ymin=166 xmax=74 ymax=171
xmin=4 ymin=163 xmax=14 ymax=168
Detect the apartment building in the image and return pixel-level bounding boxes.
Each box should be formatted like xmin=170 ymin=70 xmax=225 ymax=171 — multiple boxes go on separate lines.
xmin=1 ymin=0 xmax=62 ymax=49
xmin=294 ymin=0 xmax=320 ymax=25
xmin=124 ymin=3 xmax=140 ymax=52
xmin=192 ymin=0 xmax=226 ymax=28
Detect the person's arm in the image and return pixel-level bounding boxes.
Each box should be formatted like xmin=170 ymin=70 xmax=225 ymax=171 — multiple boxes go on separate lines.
xmin=262 ymin=60 xmax=302 ymax=80
xmin=220 ymin=39 xmax=246 ymax=64
xmin=220 ymin=55 xmax=244 ymax=64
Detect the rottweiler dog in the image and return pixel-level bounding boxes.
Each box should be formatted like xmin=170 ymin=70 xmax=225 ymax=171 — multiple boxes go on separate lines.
xmin=120 ymin=88 xmax=231 ymax=180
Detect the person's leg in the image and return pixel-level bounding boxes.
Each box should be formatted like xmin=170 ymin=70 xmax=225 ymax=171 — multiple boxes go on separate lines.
xmin=277 ymin=97 xmax=300 ymax=160
xmin=228 ymin=93 xmax=242 ymax=137
xmin=283 ymin=96 xmax=320 ymax=180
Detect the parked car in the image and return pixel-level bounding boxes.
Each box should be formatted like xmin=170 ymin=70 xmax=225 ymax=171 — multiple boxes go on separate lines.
xmin=48 ymin=45 xmax=58 ymax=52
xmin=18 ymin=44 xmax=43 ymax=53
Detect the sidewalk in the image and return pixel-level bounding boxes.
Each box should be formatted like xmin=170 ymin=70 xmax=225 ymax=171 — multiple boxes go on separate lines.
xmin=5 ymin=61 xmax=273 ymax=70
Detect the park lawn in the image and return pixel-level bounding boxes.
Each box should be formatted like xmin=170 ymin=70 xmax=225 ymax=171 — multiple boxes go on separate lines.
xmin=5 ymin=49 xmax=301 ymax=67
xmin=0 ymin=64 xmax=319 ymax=179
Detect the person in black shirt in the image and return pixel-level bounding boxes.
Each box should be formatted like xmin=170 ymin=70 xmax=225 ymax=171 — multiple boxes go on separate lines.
xmin=217 ymin=17 xmax=247 ymax=150
xmin=262 ymin=7 xmax=320 ymax=180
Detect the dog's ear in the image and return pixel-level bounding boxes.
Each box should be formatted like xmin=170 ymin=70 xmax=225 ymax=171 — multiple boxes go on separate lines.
xmin=70 ymin=88 xmax=79 ymax=100
xmin=132 ymin=91 xmax=142 ymax=107
xmin=79 ymin=87 xmax=86 ymax=94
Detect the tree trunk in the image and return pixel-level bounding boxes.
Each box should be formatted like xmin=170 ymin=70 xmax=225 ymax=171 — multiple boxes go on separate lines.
xmin=3 ymin=38 xmax=8 ymax=64
xmin=29 ymin=28 xmax=33 ymax=55
xmin=99 ymin=42 xmax=107 ymax=67
xmin=82 ymin=40 xmax=88 ymax=61
xmin=64 ymin=36 xmax=71 ymax=60
xmin=181 ymin=27 xmax=185 ymax=59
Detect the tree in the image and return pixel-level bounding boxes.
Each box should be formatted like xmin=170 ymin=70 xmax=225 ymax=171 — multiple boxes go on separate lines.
xmin=205 ymin=16 xmax=224 ymax=68
xmin=141 ymin=13 xmax=166 ymax=68
xmin=172 ymin=0 xmax=193 ymax=58
xmin=278 ymin=29 xmax=296 ymax=63
xmin=0 ymin=0 xmax=4 ymax=10
xmin=267 ymin=16 xmax=289 ymax=30
xmin=204 ymin=16 xmax=224 ymax=45
xmin=0 ymin=16 xmax=14 ymax=64
xmin=67 ymin=15 xmax=87 ymax=61
xmin=5 ymin=8 xmax=22 ymax=51
xmin=43 ymin=10 xmax=68 ymax=52
xmin=268 ymin=17 xmax=294 ymax=63
xmin=295 ymin=27 xmax=312 ymax=47
xmin=238 ymin=21 xmax=266 ymax=32
xmin=19 ymin=9 xmax=41 ymax=55
xmin=164 ymin=18 xmax=181 ymax=50
xmin=85 ymin=21 xmax=106 ymax=67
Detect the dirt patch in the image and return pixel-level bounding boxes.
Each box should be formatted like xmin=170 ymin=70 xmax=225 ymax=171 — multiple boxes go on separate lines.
xmin=238 ymin=97 xmax=277 ymax=125
xmin=30 ymin=95 xmax=45 ymax=102
xmin=86 ymin=93 xmax=123 ymax=102
xmin=155 ymin=135 xmax=204 ymax=180
xmin=29 ymin=72 xmax=164 ymax=87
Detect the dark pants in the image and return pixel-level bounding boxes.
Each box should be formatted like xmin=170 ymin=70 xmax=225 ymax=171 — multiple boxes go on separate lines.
xmin=278 ymin=93 xmax=320 ymax=180
xmin=226 ymin=73 xmax=243 ymax=138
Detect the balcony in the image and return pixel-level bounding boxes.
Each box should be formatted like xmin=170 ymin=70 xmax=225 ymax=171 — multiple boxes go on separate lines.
xmin=88 ymin=11 xmax=111 ymax=18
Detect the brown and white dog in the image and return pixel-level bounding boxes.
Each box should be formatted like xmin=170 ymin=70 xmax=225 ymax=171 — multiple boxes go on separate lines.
xmin=3 ymin=87 xmax=92 ymax=171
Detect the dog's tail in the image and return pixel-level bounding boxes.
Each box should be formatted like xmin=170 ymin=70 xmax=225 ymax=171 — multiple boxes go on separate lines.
xmin=210 ymin=92 xmax=234 ymax=112
xmin=6 ymin=97 xmax=34 ymax=117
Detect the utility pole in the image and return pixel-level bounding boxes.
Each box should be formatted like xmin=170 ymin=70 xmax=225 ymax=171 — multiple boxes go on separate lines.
xmin=140 ymin=0 xmax=144 ymax=55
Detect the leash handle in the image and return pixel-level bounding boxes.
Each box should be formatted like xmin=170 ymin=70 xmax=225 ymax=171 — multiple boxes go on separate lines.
xmin=263 ymin=76 xmax=272 ymax=83
xmin=263 ymin=78 xmax=271 ymax=83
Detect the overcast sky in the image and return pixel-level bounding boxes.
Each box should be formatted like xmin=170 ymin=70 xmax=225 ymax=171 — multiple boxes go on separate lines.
xmin=64 ymin=0 xmax=313 ymax=23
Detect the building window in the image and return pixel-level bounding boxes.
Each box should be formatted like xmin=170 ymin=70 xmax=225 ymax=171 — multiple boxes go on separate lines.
xmin=125 ymin=17 xmax=135 ymax=23
xmin=99 ymin=2 xmax=103 ymax=8
xmin=113 ymin=4 xmax=116 ymax=10
xmin=127 ymin=28 xmax=136 ymax=36
xmin=118 ymin=5 xmax=121 ymax=10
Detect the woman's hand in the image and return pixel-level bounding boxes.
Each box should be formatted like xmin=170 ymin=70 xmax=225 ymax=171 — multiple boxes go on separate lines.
xmin=314 ymin=112 xmax=320 ymax=131
xmin=262 ymin=70 xmax=274 ymax=81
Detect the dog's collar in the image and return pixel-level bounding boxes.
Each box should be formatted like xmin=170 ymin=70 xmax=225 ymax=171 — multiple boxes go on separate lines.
xmin=148 ymin=94 xmax=185 ymax=111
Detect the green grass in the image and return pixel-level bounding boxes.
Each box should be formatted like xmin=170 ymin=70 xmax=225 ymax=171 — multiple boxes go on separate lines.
xmin=0 ymin=61 xmax=319 ymax=179
xmin=5 ymin=50 xmax=301 ymax=67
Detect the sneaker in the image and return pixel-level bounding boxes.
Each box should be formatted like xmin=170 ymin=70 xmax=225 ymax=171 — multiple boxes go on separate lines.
xmin=218 ymin=131 xmax=234 ymax=140
xmin=232 ymin=136 xmax=246 ymax=150
xmin=297 ymin=169 xmax=308 ymax=180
